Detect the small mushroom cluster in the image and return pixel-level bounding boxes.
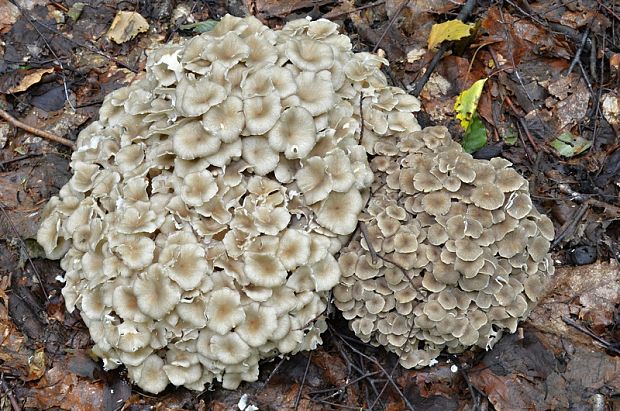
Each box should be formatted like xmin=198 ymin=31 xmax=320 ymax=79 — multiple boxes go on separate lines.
xmin=36 ymin=15 xmax=423 ymax=393
xmin=334 ymin=126 xmax=555 ymax=368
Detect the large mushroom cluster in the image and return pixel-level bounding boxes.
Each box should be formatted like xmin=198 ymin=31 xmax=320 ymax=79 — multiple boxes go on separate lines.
xmin=36 ymin=15 xmax=423 ymax=393
xmin=334 ymin=126 xmax=555 ymax=368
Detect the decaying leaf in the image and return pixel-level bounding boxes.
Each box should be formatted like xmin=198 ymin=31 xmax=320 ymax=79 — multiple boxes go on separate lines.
xmin=6 ymin=67 xmax=54 ymax=93
xmin=106 ymin=11 xmax=149 ymax=44
xmin=455 ymin=78 xmax=488 ymax=152
xmin=549 ymin=132 xmax=591 ymax=157
xmin=181 ymin=20 xmax=218 ymax=33
xmin=455 ymin=78 xmax=487 ymax=130
xmin=68 ymin=2 xmax=85 ymax=22
xmin=0 ymin=0 xmax=20 ymax=33
xmin=601 ymin=93 xmax=620 ymax=135
xmin=428 ymin=19 xmax=474 ymax=50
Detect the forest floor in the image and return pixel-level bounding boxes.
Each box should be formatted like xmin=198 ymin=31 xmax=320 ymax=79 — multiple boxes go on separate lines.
xmin=0 ymin=0 xmax=619 ymax=410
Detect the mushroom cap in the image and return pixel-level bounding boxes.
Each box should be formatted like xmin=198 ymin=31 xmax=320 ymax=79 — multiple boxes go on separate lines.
xmin=135 ymin=355 xmax=170 ymax=394
xmin=268 ymin=107 xmax=317 ymax=159
xmin=175 ymin=76 xmax=227 ymax=117
xmin=470 ymin=184 xmax=506 ymax=210
xmin=210 ymin=332 xmax=251 ymax=365
xmin=166 ymin=243 xmax=209 ymax=290
xmin=236 ymin=303 xmax=278 ymax=347
xmin=315 ymin=189 xmax=364 ymax=236
xmin=172 ymin=121 xmax=222 ymax=160
xmin=286 ymin=38 xmax=334 ymax=71
xmin=243 ymin=93 xmax=281 ymax=135
xmin=205 ymin=288 xmax=246 ymax=334
xmin=241 ymin=136 xmax=280 ymax=175
xmin=201 ymin=96 xmax=245 ymax=143
xmin=133 ymin=264 xmax=182 ymax=319
xmin=244 ymin=252 xmax=288 ymax=287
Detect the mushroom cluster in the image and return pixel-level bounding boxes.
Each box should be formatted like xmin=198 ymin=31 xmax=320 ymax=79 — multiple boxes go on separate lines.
xmin=36 ymin=15 xmax=423 ymax=393
xmin=334 ymin=126 xmax=555 ymax=368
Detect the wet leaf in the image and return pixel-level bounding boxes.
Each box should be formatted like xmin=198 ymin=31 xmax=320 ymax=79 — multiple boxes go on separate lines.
xmin=67 ymin=2 xmax=85 ymax=22
xmin=454 ymin=78 xmax=487 ymax=130
xmin=549 ymin=132 xmax=591 ymax=157
xmin=428 ymin=19 xmax=474 ymax=50
xmin=106 ymin=11 xmax=149 ymax=44
xmin=27 ymin=348 xmax=46 ymax=381
xmin=462 ymin=113 xmax=487 ymax=153
xmin=181 ymin=20 xmax=219 ymax=33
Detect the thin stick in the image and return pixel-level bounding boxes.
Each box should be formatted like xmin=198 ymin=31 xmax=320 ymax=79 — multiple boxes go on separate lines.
xmin=0 ymin=202 xmax=49 ymax=300
xmin=410 ymin=0 xmax=477 ymax=96
xmin=294 ymin=351 xmax=313 ymax=410
xmin=0 ymin=374 xmax=22 ymax=411
xmin=372 ymin=0 xmax=409 ymax=53
xmin=562 ymin=316 xmax=620 ymax=355
xmin=567 ymin=27 xmax=590 ymax=75
xmin=325 ymin=1 xmax=385 ymax=19
xmin=15 ymin=5 xmax=75 ymax=111
xmin=0 ymin=109 xmax=75 ymax=149
xmin=335 ymin=333 xmax=415 ymax=411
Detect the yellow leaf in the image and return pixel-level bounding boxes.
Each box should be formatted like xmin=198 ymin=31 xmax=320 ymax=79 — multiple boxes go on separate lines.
xmin=454 ymin=78 xmax=487 ymax=130
xmin=428 ymin=20 xmax=475 ymax=50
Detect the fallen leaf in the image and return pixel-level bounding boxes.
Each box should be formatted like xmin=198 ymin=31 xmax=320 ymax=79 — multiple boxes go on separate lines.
xmin=428 ymin=19 xmax=474 ymax=50
xmin=67 ymin=2 xmax=85 ymax=22
xmin=462 ymin=113 xmax=487 ymax=153
xmin=0 ymin=0 xmax=20 ymax=33
xmin=181 ymin=19 xmax=218 ymax=33
xmin=106 ymin=11 xmax=149 ymax=44
xmin=24 ymin=364 xmax=104 ymax=410
xmin=601 ymin=93 xmax=620 ymax=135
xmin=26 ymin=347 xmax=46 ymax=381
xmin=6 ymin=67 xmax=55 ymax=93
xmin=549 ymin=132 xmax=591 ymax=157
xmin=454 ymin=78 xmax=487 ymax=130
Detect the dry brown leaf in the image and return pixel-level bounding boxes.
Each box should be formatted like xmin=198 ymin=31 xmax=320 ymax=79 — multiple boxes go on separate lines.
xmin=6 ymin=67 xmax=54 ymax=93
xmin=528 ymin=259 xmax=620 ymax=343
xmin=24 ymin=365 xmax=105 ymax=410
xmin=106 ymin=11 xmax=149 ymax=44
xmin=0 ymin=0 xmax=20 ymax=33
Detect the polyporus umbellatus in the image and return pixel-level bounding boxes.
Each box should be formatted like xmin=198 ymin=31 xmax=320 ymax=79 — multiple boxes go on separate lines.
xmin=36 ymin=15 xmax=422 ymax=393
xmin=334 ymin=126 xmax=555 ymax=368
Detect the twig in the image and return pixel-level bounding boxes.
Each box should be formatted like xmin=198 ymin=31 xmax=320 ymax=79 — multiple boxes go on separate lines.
xmin=567 ymin=27 xmax=590 ymax=75
xmin=504 ymin=96 xmax=540 ymax=151
xmin=372 ymin=0 xmax=409 ymax=53
xmin=294 ymin=352 xmax=313 ymax=410
xmin=0 ymin=202 xmax=49 ymax=300
xmin=410 ymin=0 xmax=478 ymax=96
xmin=550 ymin=202 xmax=589 ymax=248
xmin=562 ymin=316 xmax=620 ymax=356
xmin=324 ymin=0 xmax=385 ymax=20
xmin=0 ymin=109 xmax=75 ymax=149
xmin=359 ymin=222 xmax=378 ymax=264
xmin=335 ymin=332 xmax=415 ymax=411
xmin=0 ymin=374 xmax=22 ymax=411
xmin=260 ymin=357 xmax=286 ymax=388
xmin=309 ymin=371 xmax=380 ymax=395
xmin=0 ymin=154 xmax=43 ymax=169
xmin=25 ymin=15 xmax=138 ymax=73
xmin=14 ymin=5 xmax=75 ymax=111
